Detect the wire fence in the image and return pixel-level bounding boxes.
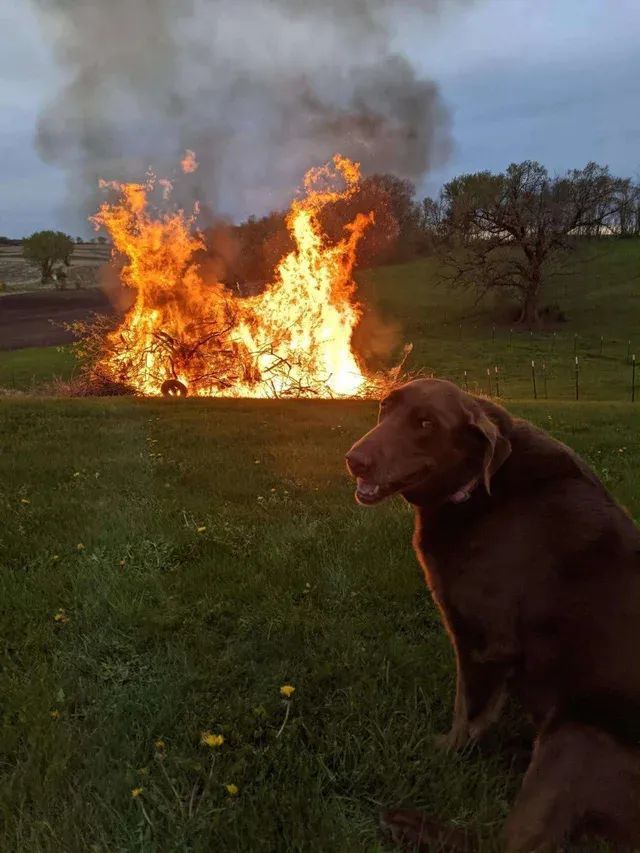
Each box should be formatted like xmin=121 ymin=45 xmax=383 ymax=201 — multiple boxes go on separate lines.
xmin=424 ymin=329 xmax=637 ymax=403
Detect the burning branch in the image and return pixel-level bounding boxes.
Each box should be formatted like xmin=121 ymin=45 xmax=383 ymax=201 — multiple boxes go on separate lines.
xmin=74 ymin=155 xmax=408 ymax=399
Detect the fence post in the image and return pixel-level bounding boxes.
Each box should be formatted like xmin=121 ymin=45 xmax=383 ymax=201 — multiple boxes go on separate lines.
xmin=531 ymin=360 xmax=537 ymax=400
xmin=632 ymin=355 xmax=636 ymax=403
xmin=494 ymin=365 xmax=500 ymax=397
xmin=486 ymin=367 xmax=492 ymax=396
xmin=575 ymin=356 xmax=580 ymax=401
xmin=464 ymin=370 xmax=469 ymax=393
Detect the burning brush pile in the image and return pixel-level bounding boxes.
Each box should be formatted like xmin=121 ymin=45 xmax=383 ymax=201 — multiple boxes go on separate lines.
xmin=74 ymin=155 xmax=407 ymax=399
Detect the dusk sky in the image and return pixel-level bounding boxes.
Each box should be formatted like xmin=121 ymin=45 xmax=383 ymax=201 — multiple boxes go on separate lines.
xmin=2 ymin=0 xmax=640 ymax=237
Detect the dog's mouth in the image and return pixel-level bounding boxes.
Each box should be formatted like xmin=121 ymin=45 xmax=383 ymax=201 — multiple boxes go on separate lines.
xmin=355 ymin=469 xmax=430 ymax=506
xmin=355 ymin=478 xmax=390 ymax=505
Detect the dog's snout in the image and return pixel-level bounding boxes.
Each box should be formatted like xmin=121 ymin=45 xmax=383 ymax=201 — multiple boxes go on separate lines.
xmin=345 ymin=447 xmax=373 ymax=478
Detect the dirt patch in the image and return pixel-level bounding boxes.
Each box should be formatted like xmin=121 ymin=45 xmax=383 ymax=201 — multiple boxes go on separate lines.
xmin=0 ymin=289 xmax=127 ymax=350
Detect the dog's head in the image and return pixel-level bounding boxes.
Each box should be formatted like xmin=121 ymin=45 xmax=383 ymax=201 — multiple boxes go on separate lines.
xmin=345 ymin=378 xmax=512 ymax=507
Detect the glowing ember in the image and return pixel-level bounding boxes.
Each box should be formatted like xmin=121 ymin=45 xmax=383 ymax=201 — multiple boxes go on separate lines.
xmin=90 ymin=155 xmax=374 ymax=398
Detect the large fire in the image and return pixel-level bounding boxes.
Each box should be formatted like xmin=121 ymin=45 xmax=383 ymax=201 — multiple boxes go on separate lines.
xmin=90 ymin=155 xmax=375 ymax=398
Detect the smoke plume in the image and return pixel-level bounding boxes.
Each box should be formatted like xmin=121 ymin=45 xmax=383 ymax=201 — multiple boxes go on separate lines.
xmin=32 ymin=0 xmax=466 ymax=228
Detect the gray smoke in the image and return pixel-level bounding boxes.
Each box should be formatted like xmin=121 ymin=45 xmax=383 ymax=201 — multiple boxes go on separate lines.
xmin=32 ymin=0 xmax=466 ymax=229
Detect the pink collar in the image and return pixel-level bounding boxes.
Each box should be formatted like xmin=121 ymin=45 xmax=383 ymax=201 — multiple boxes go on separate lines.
xmin=449 ymin=477 xmax=480 ymax=504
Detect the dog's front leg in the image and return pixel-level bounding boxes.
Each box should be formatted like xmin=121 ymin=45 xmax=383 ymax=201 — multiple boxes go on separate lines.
xmin=437 ymin=648 xmax=510 ymax=750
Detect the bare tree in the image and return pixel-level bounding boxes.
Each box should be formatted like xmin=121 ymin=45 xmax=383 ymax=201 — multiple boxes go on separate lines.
xmin=439 ymin=161 xmax=619 ymax=326
xmin=612 ymin=178 xmax=640 ymax=237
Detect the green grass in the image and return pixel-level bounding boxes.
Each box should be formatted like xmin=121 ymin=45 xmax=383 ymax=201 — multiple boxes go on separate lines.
xmin=0 ymin=241 xmax=639 ymax=849
xmin=0 ymin=346 xmax=76 ymax=391
xmin=357 ymin=239 xmax=640 ymax=401
xmin=1 ymin=398 xmax=638 ymax=851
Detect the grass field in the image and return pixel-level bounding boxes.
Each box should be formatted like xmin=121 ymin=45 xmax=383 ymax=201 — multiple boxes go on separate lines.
xmin=0 ymin=346 xmax=76 ymax=390
xmin=1 ymin=397 xmax=638 ymax=851
xmin=2 ymin=239 xmax=639 ymax=400
xmin=1 ymin=242 xmax=639 ymax=850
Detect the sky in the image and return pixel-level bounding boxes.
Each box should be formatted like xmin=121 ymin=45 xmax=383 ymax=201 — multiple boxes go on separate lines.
xmin=1 ymin=0 xmax=640 ymax=237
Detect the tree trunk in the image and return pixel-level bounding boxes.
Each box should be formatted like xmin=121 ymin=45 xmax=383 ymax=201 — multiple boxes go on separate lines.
xmin=40 ymin=259 xmax=54 ymax=283
xmin=517 ymin=287 xmax=540 ymax=327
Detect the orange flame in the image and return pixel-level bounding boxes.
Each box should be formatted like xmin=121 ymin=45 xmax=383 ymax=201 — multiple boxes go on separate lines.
xmin=90 ymin=156 xmax=372 ymax=397
xmin=180 ymin=149 xmax=198 ymax=173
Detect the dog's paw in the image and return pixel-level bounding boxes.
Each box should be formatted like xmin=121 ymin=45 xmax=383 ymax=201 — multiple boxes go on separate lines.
xmin=380 ymin=809 xmax=429 ymax=848
xmin=380 ymin=809 xmax=473 ymax=852
xmin=435 ymin=727 xmax=470 ymax=751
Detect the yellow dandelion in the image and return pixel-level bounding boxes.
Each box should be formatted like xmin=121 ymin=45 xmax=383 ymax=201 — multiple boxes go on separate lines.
xmin=20 ymin=498 xmax=30 ymax=505
xmin=154 ymin=739 xmax=166 ymax=751
xmin=52 ymin=555 xmax=60 ymax=561
xmin=131 ymin=787 xmax=144 ymax=798
xmin=280 ymin=685 xmax=295 ymax=698
xmin=197 ymin=526 xmax=206 ymax=534
xmin=200 ymin=731 xmax=224 ymax=748
xmin=54 ymin=608 xmax=69 ymax=623
xmin=76 ymin=543 xmax=85 ymax=551
xmin=50 ymin=709 xmax=61 ymax=719
xmin=225 ymin=783 xmax=239 ymax=796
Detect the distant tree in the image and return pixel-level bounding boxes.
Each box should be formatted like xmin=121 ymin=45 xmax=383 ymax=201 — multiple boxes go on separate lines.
xmin=261 ymin=218 xmax=295 ymax=278
xmin=228 ymin=211 xmax=292 ymax=284
xmin=22 ymin=230 xmax=75 ymax=283
xmin=439 ymin=161 xmax=619 ymax=326
xmin=319 ymin=173 xmax=420 ymax=267
xmin=75 ymin=236 xmax=83 ymax=244
xmin=96 ymin=235 xmax=108 ymax=245
xmin=417 ymin=194 xmax=447 ymax=251
xmin=612 ymin=178 xmax=640 ymax=237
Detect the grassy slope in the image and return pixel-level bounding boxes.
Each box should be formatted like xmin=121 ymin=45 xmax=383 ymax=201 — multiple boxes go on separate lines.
xmin=1 ymin=398 xmax=638 ymax=851
xmin=358 ymin=239 xmax=640 ymax=401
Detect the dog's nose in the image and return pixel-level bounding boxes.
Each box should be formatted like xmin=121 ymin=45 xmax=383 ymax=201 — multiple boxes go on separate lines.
xmin=345 ymin=447 xmax=373 ymax=478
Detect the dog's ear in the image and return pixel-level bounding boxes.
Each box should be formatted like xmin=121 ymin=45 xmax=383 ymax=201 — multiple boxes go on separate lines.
xmin=466 ymin=404 xmax=512 ymax=494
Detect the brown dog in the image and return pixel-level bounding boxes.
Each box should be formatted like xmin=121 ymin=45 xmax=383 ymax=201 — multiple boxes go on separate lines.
xmin=346 ymin=378 xmax=640 ymax=851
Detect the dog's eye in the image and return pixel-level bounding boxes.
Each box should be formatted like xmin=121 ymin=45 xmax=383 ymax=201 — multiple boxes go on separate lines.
xmin=420 ymin=419 xmax=431 ymax=430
